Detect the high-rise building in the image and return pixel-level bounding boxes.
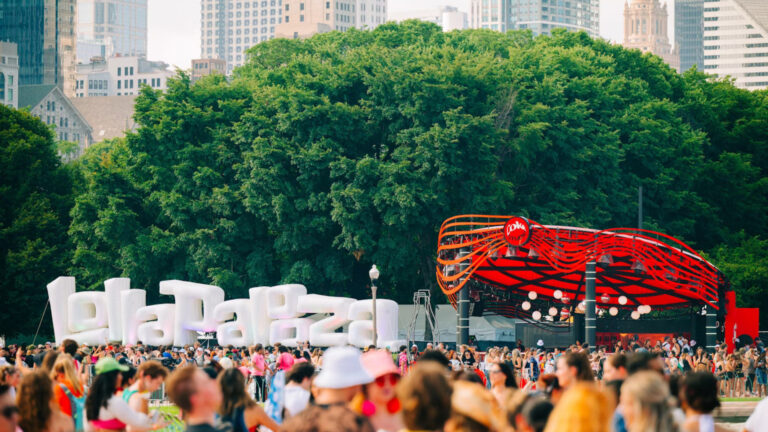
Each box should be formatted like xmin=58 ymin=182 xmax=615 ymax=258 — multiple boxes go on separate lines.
xmin=623 ymin=0 xmax=679 ymax=70
xmin=200 ymin=0 xmax=285 ymax=75
xmin=389 ymin=6 xmax=468 ymax=31
xmin=703 ymin=0 xmax=768 ymax=90
xmin=77 ymin=0 xmax=148 ymax=58
xmin=675 ymin=0 xmax=704 ymax=72
xmin=469 ymin=0 xmax=599 ymax=38
xmin=0 ymin=0 xmax=78 ymax=97
xmin=0 ymin=42 xmax=20 ymax=109
xmin=74 ymin=56 xmax=174 ymax=97
xmin=275 ymin=0 xmax=388 ymax=40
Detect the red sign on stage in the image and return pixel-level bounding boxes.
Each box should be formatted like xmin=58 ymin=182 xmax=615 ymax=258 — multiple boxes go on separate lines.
xmin=503 ymin=216 xmax=531 ymax=246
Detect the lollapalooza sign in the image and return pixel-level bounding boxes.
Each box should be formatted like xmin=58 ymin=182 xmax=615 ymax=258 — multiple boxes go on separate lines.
xmin=46 ymin=277 xmax=402 ymax=348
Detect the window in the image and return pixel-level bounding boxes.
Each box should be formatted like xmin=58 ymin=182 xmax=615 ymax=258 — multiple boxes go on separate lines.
xmin=118 ymin=80 xmax=121 ymax=89
xmin=300 ymin=2 xmax=304 ymax=10
xmin=117 ymin=67 xmax=121 ymax=76
xmin=300 ymin=14 xmax=304 ymax=21
xmin=285 ymin=15 xmax=289 ymax=22
xmin=285 ymin=4 xmax=289 ymax=10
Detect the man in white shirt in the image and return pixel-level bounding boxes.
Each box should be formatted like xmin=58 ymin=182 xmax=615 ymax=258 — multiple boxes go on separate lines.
xmin=744 ymin=396 xmax=768 ymax=432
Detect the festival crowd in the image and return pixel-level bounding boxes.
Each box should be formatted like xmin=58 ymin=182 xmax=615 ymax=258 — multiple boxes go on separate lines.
xmin=0 ymin=336 xmax=767 ymax=432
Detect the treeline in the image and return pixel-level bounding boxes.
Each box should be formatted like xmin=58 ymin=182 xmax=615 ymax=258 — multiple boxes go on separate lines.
xmin=2 ymin=22 xmax=767 ymax=338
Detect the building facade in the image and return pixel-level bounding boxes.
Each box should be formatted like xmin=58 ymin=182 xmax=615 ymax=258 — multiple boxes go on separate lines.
xmin=200 ymin=0 xmax=285 ymax=75
xmin=77 ymin=0 xmax=148 ymax=58
xmin=0 ymin=42 xmax=20 ymax=109
xmin=0 ymin=0 xmax=77 ymax=97
xmin=74 ymin=56 xmax=174 ymax=97
xmin=470 ymin=0 xmax=599 ymax=38
xmin=191 ymin=58 xmax=227 ymax=83
xmin=19 ymin=84 xmax=93 ymax=155
xmin=675 ymin=0 xmax=704 ymax=72
xmin=703 ymin=0 xmax=768 ymax=90
xmin=389 ymin=6 xmax=468 ymax=31
xmin=623 ymin=0 xmax=680 ymax=70
xmin=275 ymin=0 xmax=388 ymax=40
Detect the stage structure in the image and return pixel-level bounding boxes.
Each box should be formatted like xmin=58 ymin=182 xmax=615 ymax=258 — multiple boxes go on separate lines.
xmin=435 ymin=215 xmax=756 ymax=352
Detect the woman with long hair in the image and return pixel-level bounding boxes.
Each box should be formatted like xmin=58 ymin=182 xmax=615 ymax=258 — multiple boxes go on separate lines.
xmin=488 ymin=362 xmax=517 ymax=405
xmin=85 ymin=358 xmax=162 ymax=431
xmin=51 ymin=355 xmax=85 ymax=431
xmin=218 ymin=368 xmax=279 ymax=432
xmin=544 ymin=383 xmax=612 ymax=432
xmin=620 ymin=371 xmax=677 ymax=432
xmin=18 ymin=370 xmax=73 ymax=432
xmin=679 ymin=372 xmax=724 ymax=432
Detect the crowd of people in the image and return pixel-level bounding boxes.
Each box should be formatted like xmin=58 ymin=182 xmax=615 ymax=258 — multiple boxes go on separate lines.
xmin=0 ymin=336 xmax=766 ymax=432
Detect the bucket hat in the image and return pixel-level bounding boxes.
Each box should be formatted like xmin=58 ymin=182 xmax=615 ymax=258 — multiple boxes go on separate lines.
xmin=313 ymin=346 xmax=373 ymax=389
xmin=95 ymin=357 xmax=129 ymax=375
xmin=361 ymin=349 xmax=400 ymax=378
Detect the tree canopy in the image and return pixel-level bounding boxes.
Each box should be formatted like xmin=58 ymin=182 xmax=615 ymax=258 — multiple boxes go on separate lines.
xmin=3 ymin=22 xmax=767 ymax=337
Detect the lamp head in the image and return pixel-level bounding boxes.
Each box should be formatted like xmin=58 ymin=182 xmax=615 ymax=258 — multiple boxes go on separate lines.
xmin=369 ymin=264 xmax=380 ymax=281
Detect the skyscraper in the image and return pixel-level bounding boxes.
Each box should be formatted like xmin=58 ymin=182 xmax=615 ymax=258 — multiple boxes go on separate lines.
xmin=469 ymin=0 xmax=599 ymax=38
xmin=76 ymin=0 xmax=148 ymax=59
xmin=200 ymin=0 xmax=285 ymax=75
xmin=623 ymin=0 xmax=679 ymax=70
xmin=0 ymin=0 xmax=77 ymax=97
xmin=703 ymin=0 xmax=768 ymax=90
xmin=675 ymin=0 xmax=703 ymax=72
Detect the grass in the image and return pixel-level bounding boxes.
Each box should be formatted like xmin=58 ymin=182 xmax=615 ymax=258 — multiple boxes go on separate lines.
xmin=721 ymin=397 xmax=763 ymax=402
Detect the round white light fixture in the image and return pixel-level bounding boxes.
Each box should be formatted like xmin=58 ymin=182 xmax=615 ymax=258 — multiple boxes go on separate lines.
xmin=553 ymin=290 xmax=563 ymax=300
xmin=609 ymin=306 xmax=619 ymax=316
xmin=639 ymin=305 xmax=652 ymax=314
xmin=522 ymin=301 xmax=531 ymax=311
xmin=549 ymin=307 xmax=558 ymax=316
xmin=528 ymin=291 xmax=538 ymax=300
xmin=532 ymin=311 xmax=542 ymax=320
xmin=576 ymin=301 xmax=586 ymax=312
xmin=618 ymin=295 xmax=628 ymax=305
xmin=631 ymin=311 xmax=640 ymax=320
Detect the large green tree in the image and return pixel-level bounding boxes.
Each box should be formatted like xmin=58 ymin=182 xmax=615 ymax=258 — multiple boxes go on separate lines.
xmin=0 ymin=105 xmax=74 ymax=338
xmin=63 ymin=22 xmax=768 ymax=311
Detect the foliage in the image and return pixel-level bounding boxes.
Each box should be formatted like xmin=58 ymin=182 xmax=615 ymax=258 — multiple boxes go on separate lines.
xmin=0 ymin=105 xmax=74 ymax=337
xmin=3 ymin=23 xmax=767 ymax=338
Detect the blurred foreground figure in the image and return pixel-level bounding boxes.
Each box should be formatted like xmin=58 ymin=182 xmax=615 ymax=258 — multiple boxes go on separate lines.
xmin=0 ymin=384 xmax=19 ymax=432
xmin=445 ymin=381 xmax=505 ymax=432
xmin=166 ymin=366 xmax=223 ymax=432
xmin=396 ymin=362 xmax=452 ymax=432
xmin=18 ymin=370 xmax=73 ymax=432
xmin=282 ymin=346 xmax=374 ymax=432
xmin=620 ymin=371 xmax=677 ymax=432
xmin=357 ymin=349 xmax=403 ymax=432
xmin=544 ymin=384 xmax=612 ymax=432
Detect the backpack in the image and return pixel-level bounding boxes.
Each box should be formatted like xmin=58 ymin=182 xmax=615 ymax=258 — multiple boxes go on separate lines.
xmin=59 ymin=384 xmax=85 ymax=432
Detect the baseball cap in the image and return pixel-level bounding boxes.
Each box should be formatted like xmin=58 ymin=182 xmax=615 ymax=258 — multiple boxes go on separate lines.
xmin=95 ymin=357 xmax=129 ymax=375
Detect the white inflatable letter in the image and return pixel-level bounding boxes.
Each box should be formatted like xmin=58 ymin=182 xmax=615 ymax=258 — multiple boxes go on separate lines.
xmin=214 ymin=299 xmax=254 ymax=347
xmin=137 ymin=304 xmax=175 ymax=346
xmin=347 ymin=299 xmax=399 ymax=348
xmin=159 ymin=280 xmax=224 ymax=346
xmin=248 ymin=287 xmax=272 ymax=346
xmin=297 ymin=294 xmax=354 ymax=347
xmin=266 ymin=284 xmax=307 ymax=319
xmin=269 ymin=318 xmax=313 ymax=347
xmin=120 ymin=289 xmax=146 ymax=346
xmin=104 ymin=278 xmax=129 ymax=342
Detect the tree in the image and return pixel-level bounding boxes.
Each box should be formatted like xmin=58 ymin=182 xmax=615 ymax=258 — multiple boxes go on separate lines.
xmin=0 ymin=105 xmax=74 ymax=338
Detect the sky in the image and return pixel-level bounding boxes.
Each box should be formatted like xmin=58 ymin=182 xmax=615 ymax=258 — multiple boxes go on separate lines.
xmin=148 ymin=0 xmax=653 ymax=70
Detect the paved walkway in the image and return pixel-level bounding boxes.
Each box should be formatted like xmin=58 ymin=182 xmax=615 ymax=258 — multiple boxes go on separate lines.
xmin=716 ymin=400 xmax=759 ymax=418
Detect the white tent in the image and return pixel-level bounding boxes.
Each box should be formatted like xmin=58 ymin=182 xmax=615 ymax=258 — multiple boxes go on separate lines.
xmin=398 ymin=304 xmax=517 ymax=343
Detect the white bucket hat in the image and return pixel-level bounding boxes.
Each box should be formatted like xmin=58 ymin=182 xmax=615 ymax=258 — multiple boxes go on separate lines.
xmin=313 ymin=346 xmax=373 ymax=389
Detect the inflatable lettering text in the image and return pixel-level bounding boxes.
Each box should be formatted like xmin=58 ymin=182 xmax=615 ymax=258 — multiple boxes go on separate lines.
xmin=46 ymin=277 xmax=404 ymax=348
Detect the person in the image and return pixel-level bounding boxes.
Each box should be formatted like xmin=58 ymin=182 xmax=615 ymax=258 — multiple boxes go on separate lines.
xmin=398 ymin=346 xmax=409 ymax=376
xmin=555 ymin=351 xmax=594 ymax=389
xmin=358 ymin=349 xmax=404 ymax=432
xmin=17 ymin=370 xmax=74 ymax=432
xmin=680 ymin=372 xmax=726 ymax=432
xmin=507 ymin=395 xmax=553 ymax=432
xmin=85 ymin=358 xmax=163 ymax=432
xmin=488 ymin=362 xmax=517 ymax=405
xmin=0 ymin=384 xmax=19 ymax=432
xmin=396 ymin=362 xmax=452 ymax=432
xmin=620 ymin=371 xmax=677 ymax=432
xmin=603 ymin=353 xmax=628 ymax=381
xmin=122 ymin=361 xmax=169 ymax=432
xmin=283 ymin=362 xmax=315 ymax=419
xmin=756 ymin=351 xmax=767 ymax=398
xmin=249 ymin=345 xmax=267 ymax=402
xmin=444 ymin=381 xmax=504 ymax=432
xmin=743 ymin=393 xmax=768 ymax=432
xmin=543 ymin=383 xmax=612 ymax=432
xmin=51 ymin=355 xmax=85 ymax=432
xmin=461 ymin=350 xmax=476 ymax=370
xmin=281 ymin=346 xmax=374 ymax=432
xmin=217 ymin=368 xmax=279 ymax=432
xmin=166 ymin=366 xmax=222 ymax=432
xmin=0 ymin=367 xmax=20 ymax=401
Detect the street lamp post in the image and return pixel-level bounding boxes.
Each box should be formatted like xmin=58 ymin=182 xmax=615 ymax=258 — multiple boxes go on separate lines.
xmin=369 ymin=265 xmax=380 ymax=347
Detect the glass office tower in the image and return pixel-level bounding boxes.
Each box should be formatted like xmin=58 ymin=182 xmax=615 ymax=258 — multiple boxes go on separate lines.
xmin=471 ymin=0 xmax=599 ymax=38
xmin=675 ymin=0 xmax=703 ymax=72
xmin=77 ymin=0 xmax=148 ymax=57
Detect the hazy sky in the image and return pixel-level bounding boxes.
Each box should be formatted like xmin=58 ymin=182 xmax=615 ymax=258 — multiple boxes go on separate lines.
xmin=148 ymin=0 xmax=646 ymax=69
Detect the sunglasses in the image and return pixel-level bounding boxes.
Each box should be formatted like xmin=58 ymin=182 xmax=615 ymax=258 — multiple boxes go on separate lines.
xmin=375 ymin=374 xmax=400 ymax=387
xmin=1 ymin=406 xmax=18 ymax=419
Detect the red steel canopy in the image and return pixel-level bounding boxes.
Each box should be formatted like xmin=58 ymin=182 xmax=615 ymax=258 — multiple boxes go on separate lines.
xmin=436 ymin=215 xmax=725 ymax=320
